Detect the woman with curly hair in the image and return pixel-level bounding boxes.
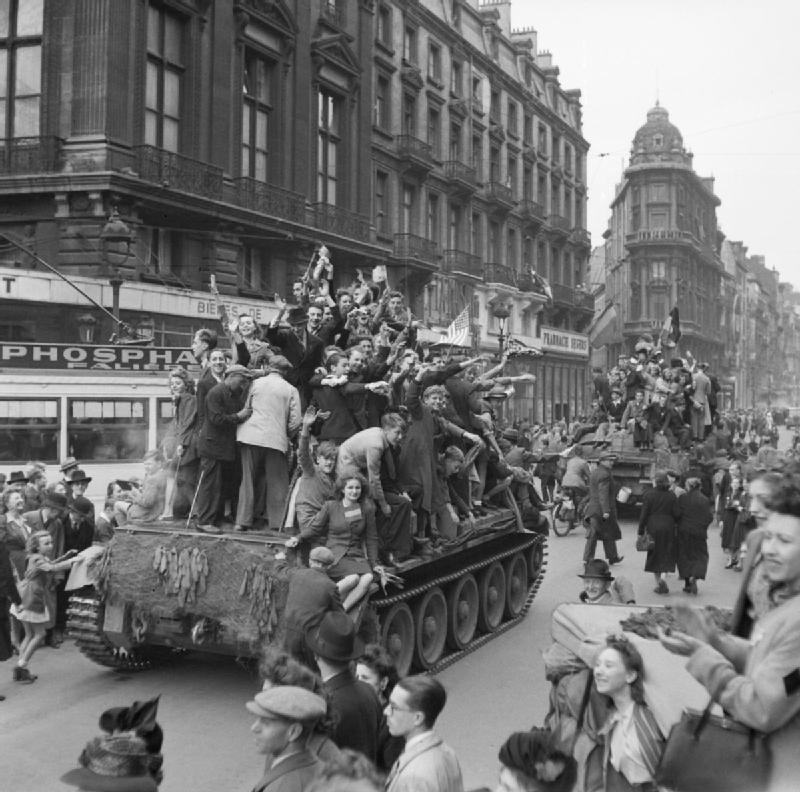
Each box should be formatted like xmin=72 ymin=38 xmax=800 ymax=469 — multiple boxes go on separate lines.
xmin=495 ymin=728 xmax=577 ymax=792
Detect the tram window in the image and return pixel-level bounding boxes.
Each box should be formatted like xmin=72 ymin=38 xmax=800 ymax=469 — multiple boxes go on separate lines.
xmin=0 ymin=399 xmax=60 ymax=462
xmin=68 ymin=398 xmax=148 ymax=461
xmin=156 ymin=398 xmax=174 ymax=451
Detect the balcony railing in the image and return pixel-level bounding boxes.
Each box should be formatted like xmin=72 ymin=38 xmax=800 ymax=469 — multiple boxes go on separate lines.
xmin=547 ymin=214 xmax=571 ymax=234
xmin=570 ymin=227 xmax=591 ymax=247
xmin=484 ymin=263 xmax=517 ymax=288
xmin=551 ymin=282 xmax=574 ymax=304
xmin=233 ymin=178 xmax=306 ymax=224
xmin=444 ymin=249 xmax=482 ymax=278
xmin=134 ymin=145 xmax=223 ymax=200
xmin=486 ymin=181 xmax=514 ymax=206
xmin=393 ymin=233 xmax=438 ymax=265
xmin=648 ymin=277 xmax=670 ymax=290
xmin=0 ymin=136 xmax=63 ymax=174
xmin=626 ymin=229 xmax=697 ymax=245
xmin=395 ymin=134 xmax=434 ymax=170
xmin=518 ymin=199 xmax=546 ymax=223
xmin=313 ymin=203 xmax=372 ymax=243
xmin=576 ymin=290 xmax=595 ymax=311
xmin=444 ymin=160 xmax=477 ymax=188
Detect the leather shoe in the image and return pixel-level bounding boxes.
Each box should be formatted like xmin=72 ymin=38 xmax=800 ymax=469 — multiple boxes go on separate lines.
xmin=233 ymin=524 xmax=249 ymax=532
xmin=608 ymin=556 xmax=624 ymax=565
xmin=196 ymin=524 xmax=222 ymax=534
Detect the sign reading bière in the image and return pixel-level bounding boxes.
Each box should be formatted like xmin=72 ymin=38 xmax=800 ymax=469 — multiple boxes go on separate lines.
xmin=0 ymin=343 xmax=197 ymax=371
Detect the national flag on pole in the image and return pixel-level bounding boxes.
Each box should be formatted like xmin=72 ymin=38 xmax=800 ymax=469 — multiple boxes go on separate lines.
xmin=440 ymin=306 xmax=471 ymax=347
xmin=506 ymin=336 xmax=543 ymax=357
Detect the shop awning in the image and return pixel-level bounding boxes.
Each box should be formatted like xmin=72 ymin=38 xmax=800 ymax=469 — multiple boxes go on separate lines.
xmin=589 ymin=302 xmax=619 ymax=349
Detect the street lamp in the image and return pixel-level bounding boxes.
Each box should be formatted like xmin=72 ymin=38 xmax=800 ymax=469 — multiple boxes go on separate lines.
xmin=100 ymin=207 xmax=133 ymax=322
xmin=492 ymin=303 xmax=511 ymax=353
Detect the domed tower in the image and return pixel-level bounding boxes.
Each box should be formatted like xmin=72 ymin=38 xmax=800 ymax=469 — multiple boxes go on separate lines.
xmin=601 ymin=104 xmax=726 ymax=373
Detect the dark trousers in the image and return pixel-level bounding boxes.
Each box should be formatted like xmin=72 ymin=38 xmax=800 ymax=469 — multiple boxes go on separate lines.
xmin=195 ymin=456 xmax=238 ymax=526
xmin=376 ymin=492 xmax=413 ymax=561
xmin=236 ymin=444 xmax=288 ymax=529
xmin=583 ymin=516 xmax=620 ymax=565
xmin=174 ymin=460 xmax=199 ymax=518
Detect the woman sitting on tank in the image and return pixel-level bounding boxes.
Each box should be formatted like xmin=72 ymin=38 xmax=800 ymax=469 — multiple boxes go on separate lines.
xmin=286 ymin=472 xmax=380 ymax=612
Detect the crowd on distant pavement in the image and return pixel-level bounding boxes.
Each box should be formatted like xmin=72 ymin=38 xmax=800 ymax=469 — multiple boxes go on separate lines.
xmin=2 ymin=255 xmax=800 ymax=791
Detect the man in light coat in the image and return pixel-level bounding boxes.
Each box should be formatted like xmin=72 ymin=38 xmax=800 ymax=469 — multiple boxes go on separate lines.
xmin=384 ymin=675 xmax=463 ymax=792
xmin=690 ymin=363 xmax=712 ymax=441
xmin=235 ymin=356 xmax=301 ymax=531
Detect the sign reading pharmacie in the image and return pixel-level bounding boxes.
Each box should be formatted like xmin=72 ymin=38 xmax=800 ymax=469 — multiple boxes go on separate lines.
xmin=540 ymin=326 xmax=590 ymax=358
xmin=0 ymin=343 xmax=198 ymax=371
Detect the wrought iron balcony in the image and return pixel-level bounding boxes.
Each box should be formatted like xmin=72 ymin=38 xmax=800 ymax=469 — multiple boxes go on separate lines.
xmin=484 ymin=263 xmax=517 ymax=288
xmin=485 ymin=181 xmax=515 ymax=210
xmin=233 ymin=178 xmax=306 ymax=224
xmin=443 ymin=160 xmax=477 ymax=193
xmin=575 ymin=290 xmax=595 ymax=311
xmin=134 ymin=145 xmax=223 ymax=200
xmin=570 ymin=227 xmax=591 ymax=248
xmin=551 ymin=282 xmax=574 ymax=305
xmin=648 ymin=277 xmax=670 ymax=291
xmin=518 ymin=199 xmax=546 ymax=224
xmin=313 ymin=203 xmax=372 ymax=243
xmin=393 ymin=233 xmax=438 ymax=268
xmin=444 ymin=248 xmax=482 ymax=279
xmin=625 ymin=229 xmax=697 ymax=246
xmin=0 ymin=136 xmax=62 ymax=174
xmin=547 ymin=214 xmax=570 ymax=236
xmin=395 ymin=134 xmax=434 ymax=173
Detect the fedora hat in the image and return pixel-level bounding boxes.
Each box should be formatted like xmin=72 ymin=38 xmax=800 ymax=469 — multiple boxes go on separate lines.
xmin=6 ymin=470 xmax=28 ymax=486
xmin=66 ymin=469 xmax=93 ymax=485
xmin=43 ymin=490 xmax=69 ymax=511
xmin=60 ymin=456 xmax=80 ymax=474
xmin=287 ymin=307 xmax=308 ymax=326
xmin=578 ymin=559 xmax=614 ymax=581
xmin=60 ymin=733 xmax=158 ymax=792
xmin=70 ymin=496 xmax=95 ymax=517
xmin=305 ymin=611 xmax=363 ymax=662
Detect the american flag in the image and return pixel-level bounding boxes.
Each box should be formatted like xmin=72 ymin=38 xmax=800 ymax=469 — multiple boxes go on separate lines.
xmin=440 ymin=306 xmax=471 ymax=347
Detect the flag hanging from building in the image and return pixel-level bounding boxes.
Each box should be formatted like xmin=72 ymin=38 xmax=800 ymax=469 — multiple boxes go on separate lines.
xmin=440 ymin=306 xmax=471 ymax=347
xmin=662 ymin=306 xmax=681 ymax=347
xmin=506 ymin=336 xmax=543 ymax=357
xmin=530 ymin=269 xmax=553 ymax=303
xmin=589 ymin=301 xmax=619 ymax=349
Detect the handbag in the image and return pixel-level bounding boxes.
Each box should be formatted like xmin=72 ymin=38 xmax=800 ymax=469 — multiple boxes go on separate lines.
xmin=656 ymin=701 xmax=771 ymax=792
xmin=636 ymin=531 xmax=655 ymax=552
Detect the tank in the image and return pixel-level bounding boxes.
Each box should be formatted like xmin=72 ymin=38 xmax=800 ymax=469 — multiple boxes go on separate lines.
xmin=67 ymin=494 xmax=547 ymax=676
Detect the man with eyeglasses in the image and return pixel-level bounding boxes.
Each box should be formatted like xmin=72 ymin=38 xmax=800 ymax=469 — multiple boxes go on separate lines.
xmin=384 ymin=675 xmax=463 ymax=792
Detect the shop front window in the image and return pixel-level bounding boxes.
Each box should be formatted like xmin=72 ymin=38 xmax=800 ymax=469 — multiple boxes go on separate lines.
xmin=68 ymin=399 xmax=148 ymax=461
xmin=0 ymin=399 xmax=58 ymax=462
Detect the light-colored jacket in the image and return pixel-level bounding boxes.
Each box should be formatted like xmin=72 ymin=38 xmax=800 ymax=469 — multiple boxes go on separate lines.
xmin=237 ymin=372 xmax=301 ymax=452
xmin=687 ymin=589 xmax=800 ymax=792
xmin=385 ymin=732 xmax=464 ymax=792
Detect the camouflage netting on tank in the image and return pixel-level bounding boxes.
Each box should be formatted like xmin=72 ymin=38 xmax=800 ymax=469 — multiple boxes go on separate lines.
xmin=103 ymin=532 xmax=291 ymax=648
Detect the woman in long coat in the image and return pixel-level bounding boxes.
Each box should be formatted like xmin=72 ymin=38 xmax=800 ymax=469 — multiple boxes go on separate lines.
xmin=638 ymin=470 xmax=678 ymax=594
xmin=676 ymin=477 xmax=713 ymax=594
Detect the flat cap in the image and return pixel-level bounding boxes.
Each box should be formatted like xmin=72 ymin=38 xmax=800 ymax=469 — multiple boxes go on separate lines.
xmin=245 ymin=686 xmax=326 ymax=722
xmin=309 ymin=546 xmax=335 ymax=566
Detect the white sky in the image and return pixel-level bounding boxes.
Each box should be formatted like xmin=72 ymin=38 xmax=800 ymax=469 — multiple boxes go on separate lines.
xmin=510 ymin=0 xmax=800 ymax=289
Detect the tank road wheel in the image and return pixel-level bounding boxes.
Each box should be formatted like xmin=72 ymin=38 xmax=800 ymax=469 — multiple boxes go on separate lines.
xmin=66 ymin=592 xmax=172 ymax=672
xmin=380 ymin=602 xmax=414 ymax=677
xmin=527 ymin=540 xmax=545 ymax=583
xmin=477 ymin=562 xmax=506 ymax=633
xmin=413 ymin=587 xmax=448 ymax=670
xmin=504 ymin=553 xmax=529 ymax=619
xmin=446 ymin=574 xmax=479 ymax=651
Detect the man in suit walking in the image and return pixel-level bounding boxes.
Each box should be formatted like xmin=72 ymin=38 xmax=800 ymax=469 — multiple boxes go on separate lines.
xmin=245 ymin=686 xmax=326 ymax=792
xmin=583 ymin=451 xmax=624 ymax=566
xmin=194 ymin=365 xmax=252 ymax=532
xmin=235 ymin=355 xmax=301 ymax=531
xmin=384 ymin=675 xmax=463 ymax=792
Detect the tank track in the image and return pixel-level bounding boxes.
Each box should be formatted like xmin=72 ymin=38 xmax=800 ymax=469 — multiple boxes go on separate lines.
xmin=66 ymin=593 xmax=172 ymax=672
xmin=372 ymin=532 xmax=548 ymax=675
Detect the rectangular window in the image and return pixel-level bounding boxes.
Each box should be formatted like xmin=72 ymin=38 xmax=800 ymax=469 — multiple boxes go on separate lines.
xmin=68 ymin=399 xmax=148 ymax=462
xmin=523 ymin=114 xmax=533 ymax=146
xmin=489 ymin=220 xmax=500 ymax=261
xmin=552 ymin=134 xmax=561 ymax=163
xmin=449 ymin=122 xmax=461 ymax=160
xmin=507 ymin=226 xmax=516 ymax=268
xmin=427 ymin=192 xmax=440 ymax=242
xmin=376 ymin=3 xmax=391 ymax=47
xmin=428 ymin=42 xmax=441 ymax=82
xmin=0 ymin=398 xmax=58 ymax=462
xmin=451 ymin=60 xmax=462 ymax=97
xmin=145 ymin=228 xmax=183 ymax=277
xmin=242 ymin=49 xmax=273 ymax=180
xmin=402 ymin=93 xmax=416 ymax=136
xmin=651 ymin=260 xmax=667 ymax=279
xmin=146 ymin=3 xmax=184 ymax=151
xmin=427 ymin=107 xmax=440 ymax=158
xmin=523 ymin=166 xmax=533 ymax=200
xmin=403 ymin=25 xmax=417 ymax=63
xmin=317 ymin=90 xmax=341 ymax=205
xmin=489 ymin=145 xmax=500 ymax=182
xmin=471 ymin=211 xmax=482 ymax=257
xmin=374 ymin=74 xmax=390 ymax=129
xmin=538 ymin=124 xmax=547 ymax=156
xmin=537 ymin=171 xmax=546 ymax=206
xmin=241 ymin=246 xmax=271 ymax=293
xmin=564 ymin=144 xmax=572 ymax=173
xmin=551 ymin=182 xmax=560 ymax=216
xmin=507 ymin=155 xmax=517 ymax=194
xmin=490 ymin=89 xmax=500 ymax=123
xmin=448 ymin=202 xmax=463 ymax=248
xmin=472 ymin=133 xmax=482 ymax=180
xmin=401 ymin=183 xmax=415 ymax=233
xmin=564 ymin=187 xmax=572 ymax=224
xmin=472 ymin=76 xmax=481 ymax=103
xmin=0 ymin=0 xmax=43 ymax=139
xmin=507 ymin=100 xmax=518 ymax=136
xmin=375 ymin=170 xmax=389 ymax=235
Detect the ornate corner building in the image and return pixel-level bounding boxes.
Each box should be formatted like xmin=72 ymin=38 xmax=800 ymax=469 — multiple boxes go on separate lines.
xmin=602 ymin=104 xmax=726 ymax=372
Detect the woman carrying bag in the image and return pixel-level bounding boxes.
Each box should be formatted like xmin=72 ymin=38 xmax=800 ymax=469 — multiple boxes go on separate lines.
xmin=659 ymin=468 xmax=800 ymax=792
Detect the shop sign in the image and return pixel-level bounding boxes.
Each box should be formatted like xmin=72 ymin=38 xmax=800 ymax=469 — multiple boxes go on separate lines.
xmin=0 ymin=343 xmax=198 ymax=371
xmin=540 ymin=327 xmax=590 ymax=358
